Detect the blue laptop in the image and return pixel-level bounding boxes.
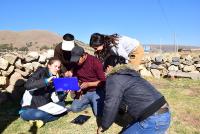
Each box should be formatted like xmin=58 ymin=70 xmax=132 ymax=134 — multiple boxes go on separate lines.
xmin=53 ymin=77 xmax=80 ymax=91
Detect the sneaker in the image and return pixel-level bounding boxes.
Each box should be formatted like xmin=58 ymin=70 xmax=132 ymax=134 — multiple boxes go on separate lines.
xmin=29 ymin=120 xmax=44 ymax=128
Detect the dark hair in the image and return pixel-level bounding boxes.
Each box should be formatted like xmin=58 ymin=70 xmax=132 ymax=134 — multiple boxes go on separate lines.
xmin=90 ymin=33 xmax=119 ymax=62
xmin=89 ymin=33 xmax=119 ymax=47
xmin=63 ymin=33 xmax=74 ymax=41
xmin=48 ymin=57 xmax=61 ymax=65
xmin=103 ymin=55 xmax=126 ymax=70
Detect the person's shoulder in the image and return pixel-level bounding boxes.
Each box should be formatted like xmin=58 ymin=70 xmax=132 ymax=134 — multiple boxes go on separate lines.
xmin=88 ymin=54 xmax=101 ymax=62
xmin=54 ymin=42 xmax=62 ymax=50
xmin=34 ymin=67 xmax=48 ymax=74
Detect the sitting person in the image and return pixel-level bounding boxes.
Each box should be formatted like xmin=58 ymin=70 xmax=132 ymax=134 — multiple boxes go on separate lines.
xmin=69 ymin=46 xmax=106 ymax=117
xmin=19 ymin=57 xmax=67 ymax=128
xmin=97 ymin=55 xmax=171 ymax=134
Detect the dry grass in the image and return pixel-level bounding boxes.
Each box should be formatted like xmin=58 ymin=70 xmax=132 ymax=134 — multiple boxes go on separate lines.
xmin=1 ymin=78 xmax=200 ymax=134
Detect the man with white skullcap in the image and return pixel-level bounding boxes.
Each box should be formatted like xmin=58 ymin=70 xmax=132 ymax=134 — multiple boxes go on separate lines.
xmin=54 ymin=33 xmax=76 ymax=77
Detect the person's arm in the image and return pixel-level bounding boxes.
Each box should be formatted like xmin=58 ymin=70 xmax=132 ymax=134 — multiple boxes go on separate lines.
xmin=54 ymin=44 xmax=70 ymax=74
xmin=54 ymin=44 xmax=61 ymax=59
xmin=94 ymin=58 xmax=106 ymax=83
xmin=100 ymin=76 xmax=124 ymax=131
xmin=80 ymin=80 xmax=100 ymax=89
xmin=24 ymin=68 xmax=49 ymax=90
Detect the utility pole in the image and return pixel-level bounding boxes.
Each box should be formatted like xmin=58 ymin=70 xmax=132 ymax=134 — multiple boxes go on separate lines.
xmin=174 ymin=32 xmax=176 ymax=53
xmin=160 ymin=38 xmax=162 ymax=53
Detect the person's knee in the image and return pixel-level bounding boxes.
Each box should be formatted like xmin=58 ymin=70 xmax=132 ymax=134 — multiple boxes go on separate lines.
xmin=71 ymin=104 xmax=81 ymax=113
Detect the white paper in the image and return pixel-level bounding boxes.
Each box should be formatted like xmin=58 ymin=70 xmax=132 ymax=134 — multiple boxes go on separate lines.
xmin=38 ymin=102 xmax=67 ymax=115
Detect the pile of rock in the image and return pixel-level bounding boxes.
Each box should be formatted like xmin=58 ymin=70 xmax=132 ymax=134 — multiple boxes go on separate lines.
xmin=0 ymin=50 xmax=200 ymax=104
xmin=140 ymin=53 xmax=200 ymax=80
xmin=0 ymin=50 xmax=54 ymax=104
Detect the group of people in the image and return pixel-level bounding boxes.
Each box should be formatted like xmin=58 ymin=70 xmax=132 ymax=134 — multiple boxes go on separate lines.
xmin=19 ymin=33 xmax=171 ymax=134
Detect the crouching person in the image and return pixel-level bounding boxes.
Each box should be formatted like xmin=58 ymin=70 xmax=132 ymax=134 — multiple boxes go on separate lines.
xmin=19 ymin=57 xmax=68 ymax=128
xmin=69 ymin=46 xmax=106 ymax=117
xmin=97 ymin=55 xmax=171 ymax=134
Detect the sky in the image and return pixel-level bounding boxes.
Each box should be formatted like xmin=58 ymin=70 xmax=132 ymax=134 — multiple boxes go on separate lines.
xmin=0 ymin=0 xmax=200 ymax=46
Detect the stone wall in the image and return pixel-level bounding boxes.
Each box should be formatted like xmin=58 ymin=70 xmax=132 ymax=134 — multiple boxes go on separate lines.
xmin=140 ymin=53 xmax=200 ymax=80
xmin=0 ymin=50 xmax=200 ymax=104
xmin=0 ymin=50 xmax=54 ymax=104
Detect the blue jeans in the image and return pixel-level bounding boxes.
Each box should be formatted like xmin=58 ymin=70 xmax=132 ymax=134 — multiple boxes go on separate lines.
xmin=71 ymin=89 xmax=104 ymax=116
xmin=121 ymin=111 xmax=171 ymax=134
xmin=20 ymin=102 xmax=66 ymax=123
xmin=20 ymin=109 xmax=59 ymax=123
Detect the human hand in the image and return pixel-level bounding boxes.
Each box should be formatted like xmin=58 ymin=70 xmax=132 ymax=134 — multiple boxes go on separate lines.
xmin=97 ymin=127 xmax=104 ymax=134
xmin=64 ymin=71 xmax=73 ymax=77
xmin=80 ymin=82 xmax=90 ymax=89
xmin=47 ymin=76 xmax=56 ymax=83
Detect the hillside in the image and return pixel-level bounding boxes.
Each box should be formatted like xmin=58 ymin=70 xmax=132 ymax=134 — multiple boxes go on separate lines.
xmin=0 ymin=30 xmax=62 ymax=50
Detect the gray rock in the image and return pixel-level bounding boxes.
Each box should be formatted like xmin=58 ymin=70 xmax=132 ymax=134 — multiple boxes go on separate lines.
xmin=23 ymin=63 xmax=34 ymax=72
xmin=179 ymin=64 xmax=185 ymax=69
xmin=168 ymin=71 xmax=190 ymax=78
xmin=194 ymin=64 xmax=200 ymax=68
xmin=160 ymin=68 xmax=168 ymax=77
xmin=15 ymin=59 xmax=23 ymax=69
xmin=38 ymin=54 xmax=47 ymax=63
xmin=5 ymin=85 xmax=14 ymax=93
xmin=150 ymin=64 xmax=158 ymax=69
xmin=15 ymin=69 xmax=30 ymax=77
xmin=9 ymin=72 xmax=25 ymax=86
xmin=154 ymin=56 xmax=163 ymax=63
xmin=182 ymin=60 xmax=193 ymax=66
xmin=151 ymin=69 xmax=160 ymax=79
xmin=25 ymin=56 xmax=36 ymax=62
xmin=168 ymin=65 xmax=179 ymax=71
xmin=27 ymin=51 xmax=39 ymax=60
xmin=0 ymin=58 xmax=9 ymax=70
xmin=143 ymin=56 xmax=152 ymax=63
xmin=193 ymin=57 xmax=200 ymax=63
xmin=32 ymin=62 xmax=43 ymax=71
xmin=140 ymin=68 xmax=153 ymax=77
xmin=157 ymin=65 xmax=166 ymax=70
xmin=2 ymin=65 xmax=15 ymax=76
xmin=3 ymin=54 xmax=18 ymax=65
xmin=46 ymin=49 xmax=54 ymax=59
xmin=185 ymin=55 xmax=193 ymax=61
xmin=183 ymin=65 xmax=196 ymax=72
xmin=190 ymin=73 xmax=200 ymax=80
xmin=171 ymin=61 xmax=180 ymax=66
xmin=172 ymin=57 xmax=180 ymax=62
xmin=0 ymin=76 xmax=7 ymax=86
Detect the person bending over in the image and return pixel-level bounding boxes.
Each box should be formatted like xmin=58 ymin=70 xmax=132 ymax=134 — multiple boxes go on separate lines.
xmin=97 ymin=55 xmax=171 ymax=134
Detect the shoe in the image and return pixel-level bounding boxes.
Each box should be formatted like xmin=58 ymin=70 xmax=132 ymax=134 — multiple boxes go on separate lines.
xmin=29 ymin=120 xmax=44 ymax=128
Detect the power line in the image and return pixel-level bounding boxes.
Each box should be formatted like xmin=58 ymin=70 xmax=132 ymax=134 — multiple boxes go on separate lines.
xmin=157 ymin=0 xmax=173 ymax=33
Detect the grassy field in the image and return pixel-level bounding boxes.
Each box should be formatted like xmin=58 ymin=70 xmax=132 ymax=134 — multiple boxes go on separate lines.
xmin=0 ymin=78 xmax=200 ymax=134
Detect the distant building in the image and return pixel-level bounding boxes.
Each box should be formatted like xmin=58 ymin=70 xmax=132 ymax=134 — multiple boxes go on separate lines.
xmin=143 ymin=44 xmax=200 ymax=52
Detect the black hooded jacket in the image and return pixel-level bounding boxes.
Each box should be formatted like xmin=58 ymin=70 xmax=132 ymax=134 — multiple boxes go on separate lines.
xmin=101 ymin=64 xmax=166 ymax=130
xmin=22 ymin=67 xmax=56 ymax=109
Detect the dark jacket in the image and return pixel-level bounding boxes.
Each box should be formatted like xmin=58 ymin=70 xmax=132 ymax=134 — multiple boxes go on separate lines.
xmin=54 ymin=43 xmax=76 ymax=72
xmin=101 ymin=64 xmax=166 ymax=130
xmin=21 ymin=67 xmax=58 ymax=109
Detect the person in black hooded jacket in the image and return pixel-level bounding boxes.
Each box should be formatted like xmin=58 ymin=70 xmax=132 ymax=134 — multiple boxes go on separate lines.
xmin=97 ymin=55 xmax=171 ymax=134
xmin=19 ymin=57 xmax=67 ymax=128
